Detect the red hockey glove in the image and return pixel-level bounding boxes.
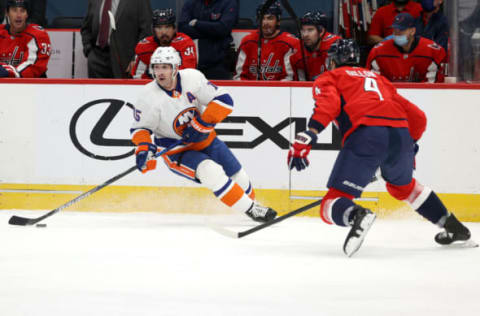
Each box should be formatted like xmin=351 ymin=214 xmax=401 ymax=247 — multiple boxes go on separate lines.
xmin=182 ymin=115 xmax=215 ymax=144
xmin=288 ymin=130 xmax=318 ymax=171
xmin=136 ymin=142 xmax=157 ymax=173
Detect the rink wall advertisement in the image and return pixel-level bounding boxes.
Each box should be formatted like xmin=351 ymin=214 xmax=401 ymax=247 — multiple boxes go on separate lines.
xmin=1 ymin=80 xmax=480 ymax=220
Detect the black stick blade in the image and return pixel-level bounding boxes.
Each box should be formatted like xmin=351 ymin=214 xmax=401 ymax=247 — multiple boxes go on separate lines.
xmin=8 ymin=215 xmax=35 ymax=226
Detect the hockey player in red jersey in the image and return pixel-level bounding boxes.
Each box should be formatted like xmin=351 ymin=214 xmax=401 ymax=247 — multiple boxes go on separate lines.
xmin=233 ymin=1 xmax=300 ymax=81
xmin=366 ymin=13 xmax=446 ymax=83
xmin=131 ymin=8 xmax=197 ymax=79
xmin=0 ymin=0 xmax=51 ymax=78
xmin=291 ymin=10 xmax=341 ymax=81
xmin=288 ymin=39 xmax=474 ymax=257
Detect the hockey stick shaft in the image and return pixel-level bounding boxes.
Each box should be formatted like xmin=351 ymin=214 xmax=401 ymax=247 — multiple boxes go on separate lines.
xmin=238 ymin=198 xmax=321 ymax=237
xmin=210 ymin=199 xmax=322 ymax=239
xmin=8 ymin=140 xmax=182 ymax=226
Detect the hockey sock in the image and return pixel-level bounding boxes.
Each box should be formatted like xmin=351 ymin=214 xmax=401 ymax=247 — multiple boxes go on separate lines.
xmin=388 ymin=179 xmax=449 ymax=226
xmin=197 ymin=160 xmax=253 ymax=212
xmin=231 ymin=168 xmax=256 ymax=200
xmin=213 ymin=178 xmax=253 ymax=212
xmin=331 ymin=197 xmax=357 ymax=227
xmin=411 ymin=191 xmax=449 ymax=226
xmin=320 ymin=188 xmax=356 ymax=226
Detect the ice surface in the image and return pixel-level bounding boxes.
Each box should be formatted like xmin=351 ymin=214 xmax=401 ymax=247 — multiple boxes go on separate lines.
xmin=1 ymin=210 xmax=479 ymax=316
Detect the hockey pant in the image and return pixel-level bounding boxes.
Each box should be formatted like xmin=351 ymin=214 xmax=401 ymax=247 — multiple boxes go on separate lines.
xmin=162 ymin=138 xmax=255 ymax=212
xmin=319 ymin=126 xmax=448 ymax=227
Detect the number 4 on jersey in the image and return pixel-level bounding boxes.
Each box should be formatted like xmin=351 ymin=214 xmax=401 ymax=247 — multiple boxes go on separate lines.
xmin=364 ymin=77 xmax=384 ymax=101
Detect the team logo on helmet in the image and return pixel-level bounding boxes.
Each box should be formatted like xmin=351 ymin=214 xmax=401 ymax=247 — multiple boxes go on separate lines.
xmin=152 ymin=8 xmax=176 ymax=26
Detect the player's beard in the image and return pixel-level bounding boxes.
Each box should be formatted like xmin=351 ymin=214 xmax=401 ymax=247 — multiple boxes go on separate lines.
xmin=304 ymin=38 xmax=321 ymax=52
xmin=158 ymin=35 xmax=173 ymax=46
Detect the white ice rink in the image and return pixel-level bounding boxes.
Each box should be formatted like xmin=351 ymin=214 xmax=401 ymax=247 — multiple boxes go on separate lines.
xmin=1 ymin=210 xmax=479 ymax=316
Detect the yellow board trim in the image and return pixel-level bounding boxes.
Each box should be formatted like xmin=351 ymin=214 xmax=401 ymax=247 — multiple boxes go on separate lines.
xmin=1 ymin=184 xmax=479 ymax=222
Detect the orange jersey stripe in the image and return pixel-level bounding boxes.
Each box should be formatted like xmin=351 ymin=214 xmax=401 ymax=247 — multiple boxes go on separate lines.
xmin=220 ymin=183 xmax=244 ymax=207
xmin=162 ymin=156 xmax=196 ymax=179
xmin=202 ymin=101 xmax=232 ymax=124
xmin=165 ymin=132 xmax=217 ymax=156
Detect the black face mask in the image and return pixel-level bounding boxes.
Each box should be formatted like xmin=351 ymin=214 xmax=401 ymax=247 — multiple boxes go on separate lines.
xmin=393 ymin=0 xmax=409 ymax=5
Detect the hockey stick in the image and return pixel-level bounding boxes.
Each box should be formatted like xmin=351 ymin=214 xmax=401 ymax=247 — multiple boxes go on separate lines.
xmin=279 ymin=0 xmax=309 ymax=80
xmin=8 ymin=140 xmax=183 ymax=226
xmin=210 ymin=198 xmax=322 ymax=238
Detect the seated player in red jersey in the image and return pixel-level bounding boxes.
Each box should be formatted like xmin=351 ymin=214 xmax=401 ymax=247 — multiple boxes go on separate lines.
xmin=131 ymin=8 xmax=197 ymax=79
xmin=233 ymin=1 xmax=300 ymax=81
xmin=0 ymin=0 xmax=51 ymax=78
xmin=291 ymin=10 xmax=341 ymax=81
xmin=366 ymin=12 xmax=446 ymax=83
xmin=367 ymin=0 xmax=422 ymax=45
xmin=288 ymin=39 xmax=473 ymax=257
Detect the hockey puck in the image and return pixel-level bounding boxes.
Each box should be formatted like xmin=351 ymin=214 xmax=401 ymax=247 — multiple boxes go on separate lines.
xmin=35 ymin=223 xmax=47 ymax=228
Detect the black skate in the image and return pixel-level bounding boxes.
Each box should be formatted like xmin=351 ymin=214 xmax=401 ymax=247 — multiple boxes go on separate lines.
xmin=343 ymin=206 xmax=376 ymax=257
xmin=245 ymin=202 xmax=277 ymax=223
xmin=435 ymin=213 xmax=475 ymax=246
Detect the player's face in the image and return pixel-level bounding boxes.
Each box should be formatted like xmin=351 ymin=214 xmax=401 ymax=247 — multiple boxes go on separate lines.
xmin=261 ymin=14 xmax=279 ymax=38
xmin=153 ymin=63 xmax=176 ymax=88
xmin=301 ymin=25 xmax=323 ymax=49
xmin=7 ymin=7 xmax=28 ymax=33
xmin=154 ymin=25 xmax=176 ymax=46
xmin=393 ymin=27 xmax=416 ymax=43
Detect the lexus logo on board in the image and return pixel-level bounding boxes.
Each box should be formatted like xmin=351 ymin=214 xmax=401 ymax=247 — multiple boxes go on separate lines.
xmin=70 ymin=99 xmax=341 ymax=161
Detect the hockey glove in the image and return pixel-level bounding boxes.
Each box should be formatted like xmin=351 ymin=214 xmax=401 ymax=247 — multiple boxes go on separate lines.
xmin=135 ymin=142 xmax=157 ymax=173
xmin=288 ymin=130 xmax=318 ymax=171
xmin=0 ymin=63 xmax=20 ymax=78
xmin=182 ymin=116 xmax=215 ymax=144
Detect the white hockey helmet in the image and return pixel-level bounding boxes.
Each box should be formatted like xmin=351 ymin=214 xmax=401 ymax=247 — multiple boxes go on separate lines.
xmin=150 ymin=46 xmax=182 ymax=79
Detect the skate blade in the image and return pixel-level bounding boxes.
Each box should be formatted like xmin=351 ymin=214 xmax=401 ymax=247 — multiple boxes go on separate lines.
xmin=344 ymin=213 xmax=377 ymax=257
xmin=441 ymin=239 xmax=479 ymax=249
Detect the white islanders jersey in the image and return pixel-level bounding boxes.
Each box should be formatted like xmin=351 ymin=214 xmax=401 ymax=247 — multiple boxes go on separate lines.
xmin=131 ymin=68 xmax=232 ymax=141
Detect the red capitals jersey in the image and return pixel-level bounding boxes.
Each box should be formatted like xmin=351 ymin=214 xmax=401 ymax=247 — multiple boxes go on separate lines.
xmin=0 ymin=24 xmax=51 ymax=77
xmin=309 ymin=66 xmax=426 ymax=144
xmin=234 ymin=30 xmax=300 ymax=81
xmin=132 ymin=33 xmax=197 ymax=79
xmin=291 ymin=32 xmax=341 ymax=81
xmin=366 ymin=37 xmax=446 ymax=83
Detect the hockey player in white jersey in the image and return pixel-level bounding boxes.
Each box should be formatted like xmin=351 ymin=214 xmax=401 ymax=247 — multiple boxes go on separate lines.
xmin=131 ymin=46 xmax=277 ymax=222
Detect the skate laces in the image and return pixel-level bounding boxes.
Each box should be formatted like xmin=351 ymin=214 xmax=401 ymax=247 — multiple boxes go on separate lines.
xmin=250 ymin=203 xmax=269 ymax=217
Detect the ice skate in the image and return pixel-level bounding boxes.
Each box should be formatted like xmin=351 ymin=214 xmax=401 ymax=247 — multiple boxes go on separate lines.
xmin=245 ymin=202 xmax=277 ymax=223
xmin=343 ymin=206 xmax=376 ymax=257
xmin=435 ymin=214 xmax=477 ymax=247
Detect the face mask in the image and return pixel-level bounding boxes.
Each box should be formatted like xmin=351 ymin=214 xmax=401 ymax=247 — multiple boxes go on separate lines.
xmin=421 ymin=0 xmax=436 ymax=12
xmin=394 ymin=34 xmax=409 ymax=46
